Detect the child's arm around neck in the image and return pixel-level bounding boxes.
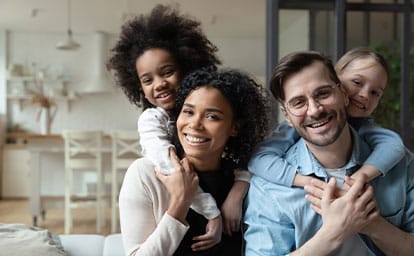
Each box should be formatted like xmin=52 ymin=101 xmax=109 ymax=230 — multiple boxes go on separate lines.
xmin=248 ymin=121 xmax=302 ymax=187
xmin=350 ymin=117 xmax=405 ymax=182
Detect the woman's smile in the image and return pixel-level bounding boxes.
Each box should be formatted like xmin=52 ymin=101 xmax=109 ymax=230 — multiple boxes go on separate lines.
xmin=184 ymin=133 xmax=210 ymax=144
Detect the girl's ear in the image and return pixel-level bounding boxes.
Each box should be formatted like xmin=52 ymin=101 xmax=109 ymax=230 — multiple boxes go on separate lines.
xmin=230 ymin=122 xmax=240 ymax=137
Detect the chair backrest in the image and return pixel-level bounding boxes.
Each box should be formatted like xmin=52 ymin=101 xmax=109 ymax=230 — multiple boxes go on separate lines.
xmin=62 ymin=130 xmax=103 ymax=170
xmin=111 ymin=130 xmax=142 ymax=170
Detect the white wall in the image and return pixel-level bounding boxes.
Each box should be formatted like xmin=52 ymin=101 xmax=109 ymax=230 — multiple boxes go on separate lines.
xmin=5 ymin=31 xmax=266 ymax=134
xmin=213 ymin=37 xmax=265 ymax=79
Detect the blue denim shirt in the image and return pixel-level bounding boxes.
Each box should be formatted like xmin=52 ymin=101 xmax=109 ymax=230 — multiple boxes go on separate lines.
xmin=244 ymin=127 xmax=414 ymax=255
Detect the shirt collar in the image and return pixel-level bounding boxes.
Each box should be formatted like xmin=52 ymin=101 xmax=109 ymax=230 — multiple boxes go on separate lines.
xmin=294 ymin=126 xmax=369 ymax=178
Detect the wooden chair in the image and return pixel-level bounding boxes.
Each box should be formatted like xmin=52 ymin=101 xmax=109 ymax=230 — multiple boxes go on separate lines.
xmin=111 ymin=130 xmax=142 ymax=233
xmin=62 ymin=130 xmax=105 ymax=234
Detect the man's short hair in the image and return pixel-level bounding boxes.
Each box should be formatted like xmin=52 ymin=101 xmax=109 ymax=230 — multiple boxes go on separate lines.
xmin=270 ymin=51 xmax=340 ymax=103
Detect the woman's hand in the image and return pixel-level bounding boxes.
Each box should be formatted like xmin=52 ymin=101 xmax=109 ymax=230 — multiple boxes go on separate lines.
xmin=191 ymin=215 xmax=222 ymax=251
xmin=156 ymin=148 xmax=199 ymax=223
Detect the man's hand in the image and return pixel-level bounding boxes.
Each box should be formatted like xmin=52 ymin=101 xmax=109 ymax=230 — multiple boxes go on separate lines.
xmin=191 ymin=216 xmax=222 ymax=251
xmin=305 ymin=178 xmax=379 ymax=238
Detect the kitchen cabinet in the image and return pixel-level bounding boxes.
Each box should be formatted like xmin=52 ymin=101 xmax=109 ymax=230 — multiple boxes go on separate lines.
xmin=1 ymin=144 xmax=30 ymax=198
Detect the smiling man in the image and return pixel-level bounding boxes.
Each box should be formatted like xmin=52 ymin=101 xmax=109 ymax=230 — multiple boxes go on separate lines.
xmin=244 ymin=51 xmax=414 ymax=255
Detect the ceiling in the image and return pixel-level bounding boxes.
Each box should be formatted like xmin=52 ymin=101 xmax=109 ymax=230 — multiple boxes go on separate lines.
xmin=0 ymin=0 xmax=266 ymax=38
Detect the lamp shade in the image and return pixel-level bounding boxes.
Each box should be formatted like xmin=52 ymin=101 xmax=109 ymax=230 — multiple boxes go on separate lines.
xmin=56 ymin=0 xmax=80 ymax=51
xmin=56 ymin=29 xmax=80 ymax=50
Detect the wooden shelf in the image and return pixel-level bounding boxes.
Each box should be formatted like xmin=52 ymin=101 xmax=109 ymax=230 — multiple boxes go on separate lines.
xmin=6 ymin=77 xmax=74 ymax=111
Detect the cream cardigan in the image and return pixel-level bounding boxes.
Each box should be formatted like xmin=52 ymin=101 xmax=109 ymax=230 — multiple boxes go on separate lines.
xmin=119 ymin=158 xmax=189 ymax=256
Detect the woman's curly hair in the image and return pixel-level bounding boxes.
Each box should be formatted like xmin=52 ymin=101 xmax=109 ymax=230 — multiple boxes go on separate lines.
xmin=174 ymin=67 xmax=270 ymax=168
xmin=107 ymin=4 xmax=221 ymax=110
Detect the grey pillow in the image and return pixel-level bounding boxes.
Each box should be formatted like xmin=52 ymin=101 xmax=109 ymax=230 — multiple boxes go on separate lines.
xmin=0 ymin=223 xmax=66 ymax=256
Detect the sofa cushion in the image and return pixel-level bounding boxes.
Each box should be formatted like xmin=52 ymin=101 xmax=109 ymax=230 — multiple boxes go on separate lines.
xmin=103 ymin=234 xmax=124 ymax=256
xmin=59 ymin=234 xmax=125 ymax=256
xmin=60 ymin=234 xmax=104 ymax=256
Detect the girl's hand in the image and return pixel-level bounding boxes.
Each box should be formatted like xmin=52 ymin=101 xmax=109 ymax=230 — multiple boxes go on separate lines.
xmin=221 ymin=180 xmax=248 ymax=235
xmin=191 ymin=216 xmax=222 ymax=251
xmin=292 ymin=173 xmax=313 ymax=187
xmin=221 ymin=196 xmax=242 ymax=236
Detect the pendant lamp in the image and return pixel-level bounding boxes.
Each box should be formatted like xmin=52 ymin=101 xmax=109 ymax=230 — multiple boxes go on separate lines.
xmin=56 ymin=0 xmax=80 ymax=50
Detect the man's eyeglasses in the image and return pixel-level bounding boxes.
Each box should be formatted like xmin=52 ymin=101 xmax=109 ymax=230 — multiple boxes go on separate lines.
xmin=284 ymin=84 xmax=340 ymax=117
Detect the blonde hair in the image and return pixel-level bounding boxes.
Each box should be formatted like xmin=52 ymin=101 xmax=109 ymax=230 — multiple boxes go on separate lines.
xmin=335 ymin=47 xmax=389 ymax=84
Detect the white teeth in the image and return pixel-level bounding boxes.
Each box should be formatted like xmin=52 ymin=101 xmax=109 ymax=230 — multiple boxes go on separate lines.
xmin=310 ymin=119 xmax=329 ymax=128
xmin=351 ymin=99 xmax=366 ymax=109
xmin=157 ymin=92 xmax=170 ymax=98
xmin=186 ymin=135 xmax=207 ymax=143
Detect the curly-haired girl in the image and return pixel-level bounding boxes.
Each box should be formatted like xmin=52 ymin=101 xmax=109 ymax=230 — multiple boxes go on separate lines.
xmin=119 ymin=67 xmax=269 ymax=255
xmin=107 ymin=4 xmax=256 ymax=252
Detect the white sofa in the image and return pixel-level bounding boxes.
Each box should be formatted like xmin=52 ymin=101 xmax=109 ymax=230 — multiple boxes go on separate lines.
xmin=59 ymin=233 xmax=125 ymax=256
xmin=0 ymin=224 xmax=125 ymax=256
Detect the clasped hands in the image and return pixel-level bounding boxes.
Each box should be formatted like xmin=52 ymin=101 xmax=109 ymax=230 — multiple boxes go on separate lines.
xmin=304 ymin=175 xmax=380 ymax=239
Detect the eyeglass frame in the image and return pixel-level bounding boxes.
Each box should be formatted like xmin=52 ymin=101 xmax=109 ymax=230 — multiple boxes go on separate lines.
xmin=283 ymin=83 xmax=341 ymax=117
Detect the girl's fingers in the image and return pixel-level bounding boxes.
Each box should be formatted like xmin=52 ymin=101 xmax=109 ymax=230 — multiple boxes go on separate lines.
xmin=155 ymin=170 xmax=167 ymax=183
xmin=223 ymin=221 xmax=231 ymax=236
xmin=344 ymin=175 xmax=354 ymax=187
xmin=356 ymin=185 xmax=374 ymax=207
xmin=191 ymin=239 xmax=215 ymax=251
xmin=345 ymin=178 xmax=366 ymax=200
xmin=310 ymin=178 xmax=328 ymax=190
xmin=192 ymin=233 xmax=210 ymax=241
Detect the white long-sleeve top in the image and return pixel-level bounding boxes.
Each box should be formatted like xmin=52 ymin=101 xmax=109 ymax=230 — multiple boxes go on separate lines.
xmin=138 ymin=107 xmax=176 ymax=175
xmin=119 ymin=158 xmax=189 ymax=256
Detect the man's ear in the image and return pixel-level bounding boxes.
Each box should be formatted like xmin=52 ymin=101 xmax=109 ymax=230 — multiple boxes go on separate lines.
xmin=280 ymin=106 xmax=293 ymax=126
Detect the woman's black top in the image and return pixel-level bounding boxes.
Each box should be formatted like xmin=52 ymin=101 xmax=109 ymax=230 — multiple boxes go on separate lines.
xmin=174 ymin=160 xmax=243 ymax=255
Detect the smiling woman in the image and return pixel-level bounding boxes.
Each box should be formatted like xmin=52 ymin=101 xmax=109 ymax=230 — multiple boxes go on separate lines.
xmin=118 ymin=68 xmax=269 ymax=256
xmin=176 ymin=86 xmax=238 ymax=170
